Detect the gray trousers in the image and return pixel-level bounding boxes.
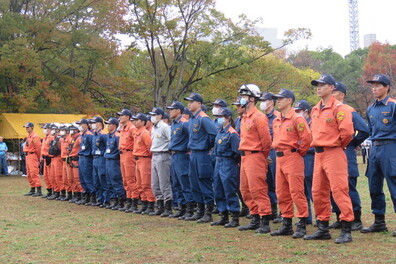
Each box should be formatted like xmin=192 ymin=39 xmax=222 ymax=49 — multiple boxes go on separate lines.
xmin=151 ymin=152 xmax=172 ymax=201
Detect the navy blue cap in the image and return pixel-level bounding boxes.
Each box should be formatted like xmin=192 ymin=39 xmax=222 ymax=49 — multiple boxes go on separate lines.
xmin=213 ymin=107 xmax=233 ymax=117
xmin=184 ymin=92 xmax=203 ymax=103
xmin=148 ymin=107 xmax=165 ymax=116
xmin=60 ymin=124 xmax=69 ymax=130
xmin=212 ymin=99 xmax=228 ymax=107
xmin=104 ymin=117 xmax=119 ymax=126
xmin=117 ymin=109 xmax=133 ymax=117
xmin=367 ymin=74 xmax=391 ymax=86
xmin=50 ymin=123 xmax=60 ymax=129
xmin=76 ymin=118 xmax=89 ymax=125
xmin=311 ymin=74 xmax=336 ymax=86
xmin=201 ymin=104 xmax=207 ymax=113
xmin=163 ymin=113 xmax=170 ymax=120
xmin=232 ymin=96 xmax=242 ymax=105
xmin=41 ymin=123 xmax=51 ymax=129
xmin=259 ymin=92 xmax=275 ymax=101
xmin=69 ymin=124 xmax=78 ymax=130
xmin=334 ymin=82 xmax=347 ymax=95
xmin=23 ymin=122 xmax=34 ymax=128
xmin=89 ymin=116 xmax=104 ymax=123
xmin=166 ymin=101 xmax=185 ymax=111
xmin=131 ymin=113 xmax=148 ymax=122
xmin=183 ymin=107 xmax=192 ymax=117
xmin=294 ymin=100 xmax=311 ymax=111
xmin=272 ymin=89 xmax=295 ymax=102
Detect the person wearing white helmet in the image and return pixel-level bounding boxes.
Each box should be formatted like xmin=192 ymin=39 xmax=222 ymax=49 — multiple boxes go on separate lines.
xmin=237 ymin=84 xmax=273 ymax=234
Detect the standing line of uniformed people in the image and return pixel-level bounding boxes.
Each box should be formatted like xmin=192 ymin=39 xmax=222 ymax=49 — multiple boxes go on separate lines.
xmin=22 ymin=73 xmax=396 ymax=243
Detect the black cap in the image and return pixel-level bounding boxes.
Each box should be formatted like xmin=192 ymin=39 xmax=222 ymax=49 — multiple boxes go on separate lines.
xmin=366 ymin=74 xmax=391 ymax=86
xmin=89 ymin=116 xmax=104 ymax=123
xmin=104 ymin=117 xmax=119 ymax=126
xmin=76 ymin=118 xmax=89 ymax=125
xmin=166 ymin=101 xmax=185 ymax=111
xmin=259 ymin=92 xmax=275 ymax=101
xmin=213 ymin=107 xmax=233 ymax=117
xmin=184 ymin=92 xmax=203 ymax=103
xmin=334 ymin=82 xmax=347 ymax=95
xmin=212 ymin=99 xmax=228 ymax=107
xmin=23 ymin=122 xmax=34 ymax=128
xmin=117 ymin=109 xmax=133 ymax=117
xmin=131 ymin=113 xmax=148 ymax=122
xmin=311 ymin=74 xmax=336 ymax=86
xmin=294 ymin=100 xmax=311 ymax=111
xmin=148 ymin=107 xmax=165 ymax=116
xmin=41 ymin=123 xmax=51 ymax=129
xmin=272 ymin=89 xmax=295 ymax=102
xmin=232 ymin=96 xmax=242 ymax=105
xmin=183 ymin=107 xmax=192 ymax=117
xmin=201 ymin=104 xmax=207 ymax=113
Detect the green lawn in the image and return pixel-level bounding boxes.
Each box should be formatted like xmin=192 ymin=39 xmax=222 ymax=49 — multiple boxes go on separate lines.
xmin=0 ymin=158 xmax=395 ymax=264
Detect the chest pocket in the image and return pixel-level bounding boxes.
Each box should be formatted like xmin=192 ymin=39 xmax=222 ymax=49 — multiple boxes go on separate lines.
xmin=379 ymin=112 xmax=393 ymax=131
xmin=190 ymin=119 xmax=202 ymax=139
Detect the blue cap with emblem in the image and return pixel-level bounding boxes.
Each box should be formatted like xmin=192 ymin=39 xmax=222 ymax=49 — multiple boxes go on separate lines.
xmin=213 ymin=107 xmax=233 ymax=117
xmin=104 ymin=117 xmax=119 ymax=126
xmin=311 ymin=74 xmax=336 ymax=86
xmin=259 ymin=92 xmax=275 ymax=101
xmin=76 ymin=118 xmax=89 ymax=125
xmin=166 ymin=101 xmax=185 ymax=111
xmin=89 ymin=116 xmax=104 ymax=123
xmin=148 ymin=107 xmax=165 ymax=116
xmin=294 ymin=100 xmax=311 ymax=111
xmin=117 ymin=109 xmax=133 ymax=117
xmin=212 ymin=99 xmax=228 ymax=107
xmin=131 ymin=113 xmax=148 ymax=122
xmin=334 ymin=82 xmax=347 ymax=95
xmin=184 ymin=92 xmax=203 ymax=103
xmin=366 ymin=74 xmax=391 ymax=86
xmin=23 ymin=122 xmax=34 ymax=128
xmin=272 ymin=89 xmax=295 ymax=102
xmin=183 ymin=107 xmax=192 ymax=117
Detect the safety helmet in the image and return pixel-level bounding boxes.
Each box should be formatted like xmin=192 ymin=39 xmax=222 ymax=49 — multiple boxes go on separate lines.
xmin=238 ymin=84 xmax=261 ymax=98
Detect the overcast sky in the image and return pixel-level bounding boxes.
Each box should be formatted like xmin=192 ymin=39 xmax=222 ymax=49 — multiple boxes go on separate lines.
xmin=215 ymin=0 xmax=396 ymax=56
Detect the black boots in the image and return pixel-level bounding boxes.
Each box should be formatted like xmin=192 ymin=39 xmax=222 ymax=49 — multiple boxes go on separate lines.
xmin=41 ymin=188 xmax=53 ymax=198
xmin=361 ymin=214 xmax=388 ymax=233
xmin=125 ymin=199 xmax=139 ymax=213
xmin=57 ymin=190 xmax=66 ymax=200
xmin=71 ymin=192 xmax=82 ymax=203
xmin=240 ymin=202 xmax=249 ymax=217
xmin=256 ymin=215 xmax=271 ymax=234
xmin=169 ymin=204 xmax=186 ymax=218
xmin=64 ymin=191 xmax=73 ymax=201
xmin=335 ymin=221 xmax=353 ymax=244
xmin=24 ymin=187 xmax=35 ymax=196
xmin=351 ymin=210 xmax=363 ymax=231
xmin=161 ymin=200 xmax=173 ymax=217
xmin=211 ymin=211 xmax=229 ymax=226
xmin=185 ymin=203 xmax=205 ymax=221
xmin=224 ymin=211 xmax=240 ymax=228
xmin=32 ymin=187 xmax=42 ymax=197
xmin=180 ymin=203 xmax=195 ymax=220
xmin=238 ymin=214 xmax=260 ymax=231
xmin=106 ymin=198 xmax=118 ymax=209
xmin=271 ymin=204 xmax=282 ymax=223
xmin=304 ymin=220 xmax=332 ymax=240
xmin=48 ymin=192 xmax=60 ymax=200
xmin=329 ymin=212 xmax=342 ymax=229
xmin=134 ymin=200 xmax=148 ymax=214
xmin=113 ymin=197 xmax=125 ymax=210
xmin=197 ymin=204 xmax=214 ymax=223
xmin=271 ymin=217 xmax=293 ymax=236
xmin=149 ymin=200 xmax=164 ymax=216
xmin=119 ymin=198 xmax=132 ymax=212
xmin=144 ymin=202 xmax=155 ymax=215
xmin=292 ymin=218 xmax=307 ymax=238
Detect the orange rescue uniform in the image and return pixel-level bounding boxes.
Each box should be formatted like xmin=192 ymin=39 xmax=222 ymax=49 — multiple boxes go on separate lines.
xmin=119 ymin=121 xmax=138 ymax=199
xmin=23 ymin=132 xmax=42 ymax=188
xmin=133 ymin=126 xmax=155 ymax=203
xmin=272 ymin=108 xmax=311 ymax=218
xmin=60 ymin=135 xmax=71 ymax=192
xmin=68 ymin=133 xmax=83 ymax=193
xmin=310 ymin=95 xmax=354 ymax=222
xmin=239 ymin=106 xmax=272 ymax=216
xmin=41 ymin=134 xmax=54 ymax=189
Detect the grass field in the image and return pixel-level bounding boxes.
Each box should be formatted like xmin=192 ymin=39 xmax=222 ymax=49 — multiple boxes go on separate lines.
xmin=0 ymin=158 xmax=395 ymax=264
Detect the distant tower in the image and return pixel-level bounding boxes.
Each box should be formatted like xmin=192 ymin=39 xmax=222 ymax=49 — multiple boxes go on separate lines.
xmin=348 ymin=0 xmax=359 ymax=51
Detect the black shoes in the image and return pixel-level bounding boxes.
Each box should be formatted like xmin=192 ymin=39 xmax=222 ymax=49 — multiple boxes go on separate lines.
xmin=224 ymin=211 xmax=239 ymax=228
xmin=160 ymin=200 xmax=173 ymax=217
xmin=238 ymin=214 xmax=260 ymax=231
xmin=304 ymin=220 xmax=332 ymax=240
xmin=32 ymin=187 xmax=42 ymax=197
xmin=361 ymin=214 xmax=388 ymax=233
xmin=335 ymin=221 xmax=353 ymax=244
xmin=197 ymin=205 xmax=214 ymax=223
xmin=211 ymin=211 xmax=229 ymax=226
xmin=24 ymin=187 xmax=35 ymax=196
xmin=292 ymin=218 xmax=307 ymax=238
xmin=255 ymin=215 xmax=271 ymax=234
xmin=271 ymin=218 xmax=293 ymax=236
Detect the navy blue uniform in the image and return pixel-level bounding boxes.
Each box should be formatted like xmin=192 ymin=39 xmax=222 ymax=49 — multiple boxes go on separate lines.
xmin=104 ymin=131 xmax=125 ymax=199
xmin=78 ymin=130 xmax=94 ymax=194
xmin=188 ymin=109 xmax=217 ymax=205
xmin=266 ymin=109 xmax=279 ymax=205
xmin=170 ymin=116 xmax=193 ymax=205
xmin=92 ymin=129 xmax=108 ymax=203
xmin=213 ymin=124 xmax=241 ymax=213
xmin=303 ymin=117 xmax=315 ymax=224
xmin=235 ymin=116 xmax=241 ymax=135
xmin=366 ymin=96 xmax=396 ymax=215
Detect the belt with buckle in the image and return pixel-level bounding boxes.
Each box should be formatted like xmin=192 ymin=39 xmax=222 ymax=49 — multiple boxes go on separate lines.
xmin=152 ymin=151 xmax=170 ymax=154
xmin=170 ymin=151 xmax=187 ymax=155
xmin=239 ymin=150 xmax=260 ymax=156
xmin=119 ymin=149 xmax=133 ymax=154
xmin=135 ymin=156 xmax=150 ymax=160
xmin=276 ymin=149 xmax=297 ymax=157
xmin=314 ymin=147 xmax=324 ymax=153
xmin=26 ymin=152 xmax=35 ymax=155
xmin=373 ymin=140 xmax=396 ymax=146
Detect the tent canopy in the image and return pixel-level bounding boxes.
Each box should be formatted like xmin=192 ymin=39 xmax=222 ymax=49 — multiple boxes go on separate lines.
xmin=0 ymin=113 xmax=88 ymax=139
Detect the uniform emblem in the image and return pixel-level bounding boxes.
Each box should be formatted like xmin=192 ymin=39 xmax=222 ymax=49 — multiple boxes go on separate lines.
xmin=193 ymin=129 xmax=198 ymax=132
xmin=326 ymin=118 xmax=333 ymax=123
xmin=297 ymin=123 xmax=305 ymax=131
xmin=173 ymin=131 xmax=177 ymax=135
xmin=337 ymin=112 xmax=345 ymax=121
xmin=383 ymin=118 xmax=389 ymax=124
xmin=286 ymin=127 xmax=293 ymax=132
xmin=218 ymin=139 xmax=222 ymax=144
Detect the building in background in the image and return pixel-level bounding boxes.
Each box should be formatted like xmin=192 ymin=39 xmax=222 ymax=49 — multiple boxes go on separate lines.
xmin=364 ymin=34 xmax=377 ymax=48
xmin=256 ymin=28 xmax=283 ymax=49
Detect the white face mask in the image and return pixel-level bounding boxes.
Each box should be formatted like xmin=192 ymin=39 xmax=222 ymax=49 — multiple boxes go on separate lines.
xmin=150 ymin=116 xmax=158 ymax=124
xmin=70 ymin=130 xmax=75 ymax=135
xmin=43 ymin=129 xmax=47 ymax=134
xmin=91 ymin=123 xmax=97 ymax=130
xmin=60 ymin=131 xmax=66 ymax=136
xmin=212 ymin=107 xmax=220 ymax=115
xmin=296 ymin=111 xmax=305 ymax=117
xmin=259 ymin=101 xmax=268 ymax=111
xmin=51 ymin=130 xmax=56 ymax=135
xmin=78 ymin=126 xmax=84 ymax=132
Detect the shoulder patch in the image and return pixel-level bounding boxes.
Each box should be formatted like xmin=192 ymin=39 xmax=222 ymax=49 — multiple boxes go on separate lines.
xmin=297 ymin=123 xmax=305 ymax=131
xmin=337 ymin=111 xmax=345 ymax=121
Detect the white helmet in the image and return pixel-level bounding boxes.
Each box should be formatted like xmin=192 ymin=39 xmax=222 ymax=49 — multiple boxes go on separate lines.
xmin=238 ymin=84 xmax=261 ymax=98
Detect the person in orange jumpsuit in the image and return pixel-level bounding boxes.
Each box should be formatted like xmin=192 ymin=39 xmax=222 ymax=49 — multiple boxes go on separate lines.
xmin=23 ymin=122 xmax=42 ymax=196
xmin=47 ymin=123 xmax=64 ymax=200
xmin=131 ymin=113 xmax=155 ymax=215
xmin=271 ymin=89 xmax=311 ymax=238
xmin=303 ymin=74 xmax=355 ymax=244
xmin=67 ymin=124 xmax=84 ymax=204
xmin=59 ymin=124 xmax=72 ymax=201
xmin=40 ymin=123 xmax=54 ymax=198
xmin=237 ymin=84 xmax=272 ymax=234
xmin=116 ymin=109 xmax=138 ymax=212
